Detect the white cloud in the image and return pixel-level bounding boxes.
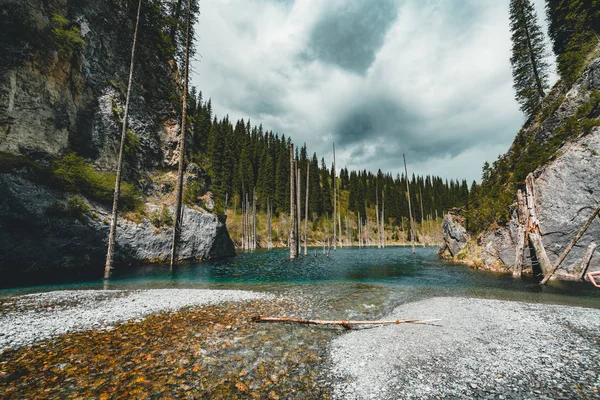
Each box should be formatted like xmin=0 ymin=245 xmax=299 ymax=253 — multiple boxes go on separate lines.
xmin=191 ymin=0 xmax=557 ymax=183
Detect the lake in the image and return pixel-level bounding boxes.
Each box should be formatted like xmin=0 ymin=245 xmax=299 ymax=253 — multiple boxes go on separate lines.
xmin=3 ymin=247 xmax=600 ymax=312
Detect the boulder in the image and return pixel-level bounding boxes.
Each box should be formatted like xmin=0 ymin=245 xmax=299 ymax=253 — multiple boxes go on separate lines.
xmin=439 ymin=213 xmax=471 ymax=257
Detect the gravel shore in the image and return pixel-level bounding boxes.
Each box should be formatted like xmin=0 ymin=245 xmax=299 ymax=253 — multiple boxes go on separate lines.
xmin=329 ymin=297 xmax=600 ymax=399
xmin=0 ymin=289 xmax=273 ymax=351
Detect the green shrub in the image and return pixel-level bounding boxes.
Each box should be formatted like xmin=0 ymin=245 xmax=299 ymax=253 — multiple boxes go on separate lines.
xmin=50 ymin=13 xmax=85 ymax=60
xmin=183 ymin=180 xmax=202 ymax=206
xmin=46 ymin=195 xmax=90 ymax=222
xmin=125 ymin=129 xmax=141 ymax=155
xmin=151 ymin=205 xmax=174 ymax=228
xmin=51 ymin=153 xmax=142 ymax=211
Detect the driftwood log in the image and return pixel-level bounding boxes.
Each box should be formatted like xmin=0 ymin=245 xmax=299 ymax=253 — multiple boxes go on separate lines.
xmin=252 ymin=316 xmax=441 ymax=330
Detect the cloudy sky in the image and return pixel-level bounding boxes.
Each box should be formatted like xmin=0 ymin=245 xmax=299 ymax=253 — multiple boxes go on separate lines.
xmin=191 ymin=0 xmax=556 ymax=183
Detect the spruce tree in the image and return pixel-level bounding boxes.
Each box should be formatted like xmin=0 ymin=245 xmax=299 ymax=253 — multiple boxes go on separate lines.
xmin=510 ymin=0 xmax=550 ymax=117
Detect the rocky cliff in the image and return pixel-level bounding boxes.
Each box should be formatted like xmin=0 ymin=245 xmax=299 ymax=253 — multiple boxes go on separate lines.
xmin=0 ymin=0 xmax=235 ymax=282
xmin=445 ymin=54 xmax=600 ymax=281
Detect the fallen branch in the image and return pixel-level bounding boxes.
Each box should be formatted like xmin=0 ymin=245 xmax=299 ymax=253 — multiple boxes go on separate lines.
xmin=252 ymin=316 xmax=441 ymax=330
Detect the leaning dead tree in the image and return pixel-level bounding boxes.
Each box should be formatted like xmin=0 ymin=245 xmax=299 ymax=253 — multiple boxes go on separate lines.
xmin=253 ymin=315 xmax=441 ymax=330
xmin=170 ymin=0 xmax=192 ymax=269
xmin=104 ymin=0 xmax=143 ymax=280
xmin=541 ymin=202 xmax=600 ymax=284
xmin=404 ymin=154 xmax=416 ymax=253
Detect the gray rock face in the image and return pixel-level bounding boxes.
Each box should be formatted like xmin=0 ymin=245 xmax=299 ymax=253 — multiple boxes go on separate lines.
xmin=469 ymin=57 xmax=600 ymax=280
xmin=534 ymin=130 xmax=600 ymax=279
xmin=0 ymin=0 xmax=178 ymax=171
xmin=439 ymin=214 xmax=470 ymax=257
xmin=0 ymin=174 xmax=235 ymax=280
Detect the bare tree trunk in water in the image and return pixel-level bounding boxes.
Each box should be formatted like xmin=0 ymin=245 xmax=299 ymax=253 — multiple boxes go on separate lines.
xmin=253 ymin=188 xmax=257 ymax=250
xmin=289 ymin=144 xmax=296 ymax=259
xmin=305 ymin=160 xmax=309 ymax=256
xmin=332 ymin=143 xmax=337 ymax=251
xmin=376 ymin=190 xmax=380 ymax=248
xmin=296 ymin=167 xmax=301 ymax=256
xmin=381 ymin=191 xmax=385 ymax=248
xmin=404 ymin=154 xmax=415 ymax=254
xmin=105 ymin=0 xmax=143 ymax=280
xmin=170 ymin=0 xmax=192 ymax=270
xmin=419 ymin=186 xmax=425 ymax=247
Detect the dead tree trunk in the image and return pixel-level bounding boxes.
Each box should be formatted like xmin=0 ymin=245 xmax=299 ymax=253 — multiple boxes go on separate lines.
xmin=267 ymin=198 xmax=272 ymax=250
xmin=579 ymin=242 xmax=597 ymax=280
xmin=253 ymin=188 xmax=257 ymax=250
xmin=253 ymin=315 xmax=441 ymax=330
xmin=419 ymin=186 xmax=425 ymax=247
xmin=381 ymin=191 xmax=385 ymax=248
xmin=338 ymin=199 xmax=343 ymax=248
xmin=513 ymin=189 xmax=529 ymax=278
xmin=296 ymin=166 xmax=301 ymax=256
xmin=404 ymin=154 xmax=416 ymax=254
xmin=169 ymin=0 xmax=192 ymax=270
xmin=333 ymin=143 xmax=337 ymax=251
xmin=104 ymin=0 xmax=143 ymax=280
xmin=524 ymin=174 xmax=552 ymax=277
xmin=345 ymin=214 xmax=349 ymax=247
xmin=305 ymin=160 xmax=309 ymax=256
xmin=376 ymin=190 xmax=381 ymax=248
xmin=541 ymin=203 xmax=600 ymax=284
xmin=289 ymin=144 xmax=296 ymax=259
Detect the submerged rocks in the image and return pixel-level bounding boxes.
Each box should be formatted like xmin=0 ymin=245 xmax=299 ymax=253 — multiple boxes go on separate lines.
xmin=438 ymin=213 xmax=470 ymax=258
xmin=0 ymin=173 xmax=235 ymax=280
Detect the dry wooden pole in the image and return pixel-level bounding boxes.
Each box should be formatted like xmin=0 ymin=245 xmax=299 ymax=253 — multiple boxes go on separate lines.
xmin=579 ymin=242 xmax=597 ymax=280
xmin=376 ymin=190 xmax=381 ymax=248
xmin=541 ymin=203 xmax=600 ymax=284
xmin=241 ymin=193 xmax=245 ymax=250
xmin=381 ymin=191 xmax=385 ymax=248
xmin=524 ymin=174 xmax=552 ymax=276
xmin=304 ymin=160 xmax=310 ymax=255
xmin=296 ymin=166 xmax=301 ymax=256
xmin=404 ymin=154 xmax=416 ymax=254
xmin=338 ymin=198 xmax=343 ymax=248
xmin=267 ymin=198 xmax=271 ymax=250
xmin=345 ymin=214 xmax=349 ymax=247
xmin=333 ymin=143 xmax=337 ymax=251
xmin=419 ymin=186 xmax=425 ymax=247
xmin=253 ymin=188 xmax=257 ymax=250
xmin=169 ymin=0 xmax=192 ymax=270
xmin=289 ymin=145 xmax=296 ymax=259
xmin=253 ymin=315 xmax=441 ymax=330
xmin=104 ymin=0 xmax=143 ymax=280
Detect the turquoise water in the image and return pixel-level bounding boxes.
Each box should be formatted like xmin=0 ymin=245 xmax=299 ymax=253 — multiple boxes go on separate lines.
xmin=3 ymin=247 xmax=600 ymax=309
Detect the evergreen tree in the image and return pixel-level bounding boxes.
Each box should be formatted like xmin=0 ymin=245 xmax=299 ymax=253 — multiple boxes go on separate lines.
xmin=546 ymin=0 xmax=600 ymax=85
xmin=510 ymin=0 xmax=550 ymax=117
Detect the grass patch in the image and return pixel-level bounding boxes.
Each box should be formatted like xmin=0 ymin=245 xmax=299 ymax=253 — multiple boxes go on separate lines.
xmin=0 ymin=152 xmax=143 ymax=212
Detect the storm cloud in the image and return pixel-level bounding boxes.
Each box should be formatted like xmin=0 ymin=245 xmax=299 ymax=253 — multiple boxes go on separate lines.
xmin=191 ymin=0 xmax=556 ymax=182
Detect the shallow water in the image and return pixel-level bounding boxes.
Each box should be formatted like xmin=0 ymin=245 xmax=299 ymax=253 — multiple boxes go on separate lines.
xmin=3 ymin=247 xmax=600 ymax=312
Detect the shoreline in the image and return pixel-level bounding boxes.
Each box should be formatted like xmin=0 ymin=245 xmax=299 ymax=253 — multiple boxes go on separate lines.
xmin=1 ymin=290 xmax=599 ymax=398
xmin=0 ymin=289 xmax=273 ymax=351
